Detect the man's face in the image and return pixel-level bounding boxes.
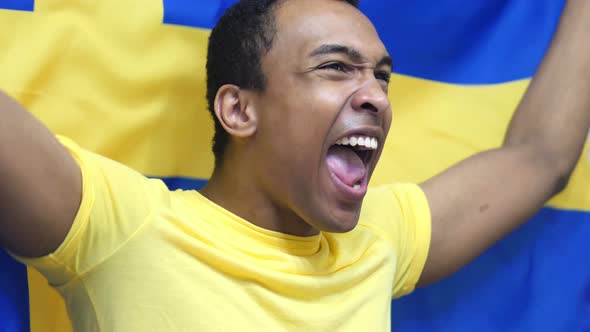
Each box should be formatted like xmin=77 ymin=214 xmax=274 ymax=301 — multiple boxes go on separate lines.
xmin=250 ymin=0 xmax=392 ymax=234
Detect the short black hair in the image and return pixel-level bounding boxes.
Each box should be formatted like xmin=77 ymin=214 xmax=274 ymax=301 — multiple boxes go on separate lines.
xmin=206 ymin=0 xmax=360 ymax=168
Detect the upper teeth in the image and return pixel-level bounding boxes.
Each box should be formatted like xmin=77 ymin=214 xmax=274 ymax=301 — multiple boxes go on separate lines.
xmin=334 ymin=136 xmax=379 ymax=150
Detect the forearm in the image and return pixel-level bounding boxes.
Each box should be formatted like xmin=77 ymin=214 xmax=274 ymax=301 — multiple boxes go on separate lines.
xmin=419 ymin=1 xmax=590 ymax=286
xmin=504 ymin=0 xmax=590 ymax=177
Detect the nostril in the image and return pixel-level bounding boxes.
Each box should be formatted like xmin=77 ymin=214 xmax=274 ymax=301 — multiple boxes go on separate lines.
xmin=361 ymin=102 xmax=378 ymax=113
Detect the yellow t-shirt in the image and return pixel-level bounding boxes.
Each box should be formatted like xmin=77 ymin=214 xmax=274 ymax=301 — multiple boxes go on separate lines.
xmin=17 ymin=138 xmax=431 ymax=332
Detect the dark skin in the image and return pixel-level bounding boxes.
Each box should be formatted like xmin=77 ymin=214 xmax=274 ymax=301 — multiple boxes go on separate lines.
xmin=201 ymin=0 xmax=393 ymax=236
xmin=1 ymin=0 xmax=590 ymax=290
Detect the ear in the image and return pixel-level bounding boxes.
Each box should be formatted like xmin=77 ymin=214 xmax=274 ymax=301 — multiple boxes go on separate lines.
xmin=214 ymin=84 xmax=258 ymax=139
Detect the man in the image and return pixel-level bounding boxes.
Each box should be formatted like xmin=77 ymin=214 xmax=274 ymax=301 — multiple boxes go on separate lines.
xmin=1 ymin=0 xmax=589 ymax=330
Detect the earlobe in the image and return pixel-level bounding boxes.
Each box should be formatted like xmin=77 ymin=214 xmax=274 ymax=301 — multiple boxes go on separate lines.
xmin=214 ymin=84 xmax=258 ymax=138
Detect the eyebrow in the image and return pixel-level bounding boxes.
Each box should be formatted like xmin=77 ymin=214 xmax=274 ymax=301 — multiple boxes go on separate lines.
xmin=308 ymin=44 xmax=392 ymax=68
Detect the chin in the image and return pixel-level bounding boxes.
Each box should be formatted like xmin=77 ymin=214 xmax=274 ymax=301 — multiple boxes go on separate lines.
xmin=316 ymin=210 xmax=361 ymax=234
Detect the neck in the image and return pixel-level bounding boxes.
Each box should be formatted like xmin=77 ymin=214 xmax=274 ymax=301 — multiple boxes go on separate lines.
xmin=199 ymin=158 xmax=319 ymax=237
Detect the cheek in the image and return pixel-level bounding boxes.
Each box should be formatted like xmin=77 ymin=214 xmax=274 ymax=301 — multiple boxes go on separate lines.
xmin=382 ymin=106 xmax=393 ymax=133
xmin=275 ymin=97 xmax=342 ymax=143
xmin=257 ymin=82 xmax=350 ymax=161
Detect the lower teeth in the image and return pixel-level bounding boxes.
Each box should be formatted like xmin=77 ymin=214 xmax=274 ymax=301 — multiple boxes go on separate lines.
xmin=353 ymin=183 xmax=361 ymax=189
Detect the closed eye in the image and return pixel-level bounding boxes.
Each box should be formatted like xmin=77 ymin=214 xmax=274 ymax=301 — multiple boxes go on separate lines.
xmin=318 ymin=62 xmax=351 ymax=73
xmin=375 ymin=70 xmax=391 ymax=83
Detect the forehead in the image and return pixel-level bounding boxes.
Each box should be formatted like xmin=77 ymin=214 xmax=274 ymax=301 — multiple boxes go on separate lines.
xmin=271 ymin=0 xmax=388 ymax=63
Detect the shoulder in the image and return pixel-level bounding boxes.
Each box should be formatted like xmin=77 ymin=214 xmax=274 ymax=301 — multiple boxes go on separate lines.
xmin=359 ymin=183 xmax=431 ymax=243
xmin=360 ymin=183 xmax=429 ymax=223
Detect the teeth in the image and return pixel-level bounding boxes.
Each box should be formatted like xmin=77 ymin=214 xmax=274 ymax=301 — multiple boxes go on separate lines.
xmin=353 ymin=183 xmax=361 ymax=189
xmin=335 ymin=135 xmax=379 ymax=150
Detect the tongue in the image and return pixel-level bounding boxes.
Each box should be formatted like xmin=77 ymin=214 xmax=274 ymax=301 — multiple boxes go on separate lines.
xmin=326 ymin=146 xmax=366 ymax=187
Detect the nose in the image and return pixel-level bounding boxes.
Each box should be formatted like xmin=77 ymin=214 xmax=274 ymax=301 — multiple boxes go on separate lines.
xmin=350 ymin=77 xmax=390 ymax=115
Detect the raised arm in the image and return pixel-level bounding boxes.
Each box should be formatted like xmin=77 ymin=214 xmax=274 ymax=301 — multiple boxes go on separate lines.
xmin=0 ymin=92 xmax=81 ymax=257
xmin=418 ymin=0 xmax=590 ymax=286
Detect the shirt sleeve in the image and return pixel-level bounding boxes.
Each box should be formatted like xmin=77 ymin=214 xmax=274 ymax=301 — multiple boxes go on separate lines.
xmin=359 ymin=183 xmax=432 ymax=298
xmin=13 ymin=136 xmax=170 ymax=287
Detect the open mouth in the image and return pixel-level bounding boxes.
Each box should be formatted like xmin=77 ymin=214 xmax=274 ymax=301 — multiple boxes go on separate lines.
xmin=326 ymin=135 xmax=378 ymax=191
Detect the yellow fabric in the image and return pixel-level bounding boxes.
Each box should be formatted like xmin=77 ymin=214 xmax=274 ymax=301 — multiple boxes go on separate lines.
xmin=1 ymin=1 xmax=215 ymax=180
xmin=25 ymin=269 xmax=71 ymax=332
xmin=373 ymin=76 xmax=590 ymax=210
xmin=15 ymin=137 xmax=431 ymax=331
xmin=0 ymin=3 xmax=213 ymax=328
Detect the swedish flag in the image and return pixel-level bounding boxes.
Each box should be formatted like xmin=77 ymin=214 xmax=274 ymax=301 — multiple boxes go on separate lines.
xmin=1 ymin=0 xmax=588 ymax=331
